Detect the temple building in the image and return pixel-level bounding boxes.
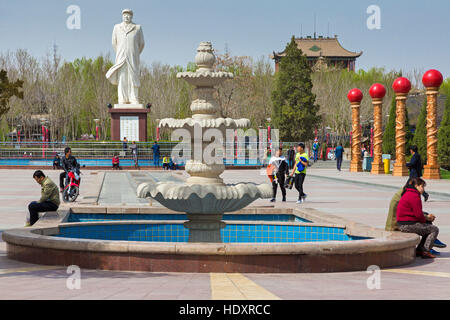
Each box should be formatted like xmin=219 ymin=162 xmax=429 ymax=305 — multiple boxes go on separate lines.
xmin=272 ymin=35 xmax=362 ymax=72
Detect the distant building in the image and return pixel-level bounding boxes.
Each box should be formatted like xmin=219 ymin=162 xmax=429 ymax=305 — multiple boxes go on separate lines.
xmin=272 ymin=35 xmax=362 ymax=72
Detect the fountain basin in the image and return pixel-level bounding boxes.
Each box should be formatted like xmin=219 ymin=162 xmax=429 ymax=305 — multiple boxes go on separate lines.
xmin=2 ymin=206 xmax=419 ymax=273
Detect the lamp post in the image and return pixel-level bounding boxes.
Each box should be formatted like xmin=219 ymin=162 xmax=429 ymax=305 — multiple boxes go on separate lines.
xmin=94 ymin=119 xmax=100 ymax=141
xmin=422 ymin=69 xmax=443 ymax=179
xmin=156 ymin=119 xmax=160 ymax=142
xmin=369 ymin=83 xmax=386 ymax=174
xmin=40 ymin=118 xmax=47 ymax=159
xmin=347 ymin=88 xmax=363 ymax=172
xmin=17 ymin=124 xmax=22 ymax=144
xmin=392 ymin=77 xmax=411 ymax=176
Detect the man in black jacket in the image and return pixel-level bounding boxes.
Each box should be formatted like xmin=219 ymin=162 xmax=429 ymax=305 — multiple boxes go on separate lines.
xmin=407 ymin=145 xmax=429 ymax=201
xmin=287 ymin=146 xmax=296 ymax=170
xmin=59 ymin=147 xmax=79 ymax=192
xmin=406 ymin=145 xmax=422 ymax=178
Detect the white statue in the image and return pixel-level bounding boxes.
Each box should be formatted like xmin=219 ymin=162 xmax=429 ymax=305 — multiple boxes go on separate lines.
xmin=106 ymin=9 xmax=145 ymax=105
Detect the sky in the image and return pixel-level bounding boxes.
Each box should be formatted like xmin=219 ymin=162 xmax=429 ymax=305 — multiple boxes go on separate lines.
xmin=1 ymin=0 xmax=450 ymax=76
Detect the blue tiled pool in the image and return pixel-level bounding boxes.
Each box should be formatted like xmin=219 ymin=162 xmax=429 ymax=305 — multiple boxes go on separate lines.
xmin=67 ymin=213 xmax=311 ymax=223
xmin=55 ymin=223 xmax=369 ymax=243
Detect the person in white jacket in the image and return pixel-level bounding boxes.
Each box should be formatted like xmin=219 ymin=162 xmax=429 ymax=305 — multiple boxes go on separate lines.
xmin=268 ymin=148 xmax=288 ymax=202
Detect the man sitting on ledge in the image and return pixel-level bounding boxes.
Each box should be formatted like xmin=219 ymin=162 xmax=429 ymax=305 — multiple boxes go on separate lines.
xmin=26 ymin=170 xmax=60 ymax=227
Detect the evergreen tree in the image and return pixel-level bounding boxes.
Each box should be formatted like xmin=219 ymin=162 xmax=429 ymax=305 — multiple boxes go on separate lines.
xmin=412 ymin=100 xmax=427 ymax=164
xmin=271 ymin=36 xmax=321 ymax=141
xmin=438 ymin=93 xmax=450 ymax=169
xmin=0 ymin=69 xmax=23 ymax=118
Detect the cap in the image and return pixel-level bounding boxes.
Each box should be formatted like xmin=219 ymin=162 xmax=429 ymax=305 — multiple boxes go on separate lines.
xmin=122 ymin=8 xmax=133 ymax=15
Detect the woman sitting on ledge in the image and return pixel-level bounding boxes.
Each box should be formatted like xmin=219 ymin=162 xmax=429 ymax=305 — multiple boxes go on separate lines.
xmin=396 ymin=177 xmax=440 ymax=259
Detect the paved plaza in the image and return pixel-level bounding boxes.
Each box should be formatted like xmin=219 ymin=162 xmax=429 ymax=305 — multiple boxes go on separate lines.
xmin=0 ymin=165 xmax=449 ymax=299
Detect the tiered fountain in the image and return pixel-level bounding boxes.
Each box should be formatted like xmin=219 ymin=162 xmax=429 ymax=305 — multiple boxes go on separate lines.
xmin=137 ymin=41 xmax=272 ymax=242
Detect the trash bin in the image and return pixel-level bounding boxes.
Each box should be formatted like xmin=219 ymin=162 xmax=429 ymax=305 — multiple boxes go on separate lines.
xmin=383 ymin=158 xmax=390 ymax=174
xmin=363 ymin=154 xmax=373 ymax=172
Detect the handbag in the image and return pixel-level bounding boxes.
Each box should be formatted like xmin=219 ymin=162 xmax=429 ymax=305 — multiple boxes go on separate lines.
xmin=285 ymin=175 xmax=294 ymax=189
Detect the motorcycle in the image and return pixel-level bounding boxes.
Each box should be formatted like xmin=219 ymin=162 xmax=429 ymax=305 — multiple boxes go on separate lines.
xmin=63 ymin=169 xmax=81 ymax=202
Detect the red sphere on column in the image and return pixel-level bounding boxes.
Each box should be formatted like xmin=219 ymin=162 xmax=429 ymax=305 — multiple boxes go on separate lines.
xmin=392 ymin=77 xmax=411 ymax=94
xmin=347 ymin=88 xmax=363 ymax=103
xmin=422 ymin=69 xmax=443 ymax=88
xmin=369 ymin=83 xmax=386 ymax=99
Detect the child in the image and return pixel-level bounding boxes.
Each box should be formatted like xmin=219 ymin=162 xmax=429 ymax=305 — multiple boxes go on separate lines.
xmin=162 ymin=155 xmax=170 ymax=170
xmin=112 ymin=154 xmax=120 ymax=170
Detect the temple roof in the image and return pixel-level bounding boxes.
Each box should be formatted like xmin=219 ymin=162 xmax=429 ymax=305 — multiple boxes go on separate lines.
xmin=272 ymin=36 xmax=362 ymax=59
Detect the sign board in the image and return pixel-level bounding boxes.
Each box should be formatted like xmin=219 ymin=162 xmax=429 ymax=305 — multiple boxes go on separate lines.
xmin=120 ymin=116 xmax=139 ymax=142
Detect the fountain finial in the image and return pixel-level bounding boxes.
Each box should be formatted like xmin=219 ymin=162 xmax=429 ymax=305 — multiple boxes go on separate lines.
xmin=195 ymin=42 xmax=215 ymax=71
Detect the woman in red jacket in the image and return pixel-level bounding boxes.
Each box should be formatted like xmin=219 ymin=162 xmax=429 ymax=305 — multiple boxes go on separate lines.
xmin=396 ymin=178 xmax=439 ymax=259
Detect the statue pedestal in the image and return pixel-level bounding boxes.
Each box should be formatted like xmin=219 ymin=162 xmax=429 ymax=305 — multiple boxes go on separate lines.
xmin=108 ymin=107 xmax=150 ymax=142
xmin=423 ymin=164 xmax=441 ymax=179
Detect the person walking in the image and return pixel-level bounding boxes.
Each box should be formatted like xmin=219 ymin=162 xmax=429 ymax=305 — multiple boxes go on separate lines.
xmin=287 ymin=146 xmax=296 ymax=170
xmin=268 ymin=148 xmax=288 ymax=202
xmin=406 ymin=145 xmax=422 ymax=178
xmin=406 ymin=145 xmax=429 ymax=201
xmin=152 ymin=141 xmax=160 ymax=167
xmin=130 ymin=141 xmax=138 ymax=168
xmin=27 ymin=170 xmax=60 ymax=226
xmin=122 ymin=137 xmax=128 ymax=153
xmin=312 ymin=139 xmax=319 ymax=162
xmin=396 ymin=178 xmax=440 ymax=259
xmin=291 ymin=143 xmax=309 ymax=204
xmin=335 ymin=143 xmax=344 ymax=171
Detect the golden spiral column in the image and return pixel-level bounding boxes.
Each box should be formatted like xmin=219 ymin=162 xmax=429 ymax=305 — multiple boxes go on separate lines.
xmin=392 ymin=93 xmax=409 ymax=176
xmin=350 ymin=102 xmax=362 ymax=172
xmin=371 ymin=98 xmax=384 ymax=174
xmin=423 ymin=87 xmax=440 ymax=179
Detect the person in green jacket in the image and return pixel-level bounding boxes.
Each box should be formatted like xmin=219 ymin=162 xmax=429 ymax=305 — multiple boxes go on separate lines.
xmin=27 ymin=170 xmax=60 ymax=226
xmin=385 ymin=178 xmax=446 ymax=254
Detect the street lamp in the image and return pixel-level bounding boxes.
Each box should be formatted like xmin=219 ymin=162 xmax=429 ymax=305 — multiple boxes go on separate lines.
xmin=16 ymin=124 xmax=22 ymax=144
xmin=156 ymin=119 xmax=160 ymax=141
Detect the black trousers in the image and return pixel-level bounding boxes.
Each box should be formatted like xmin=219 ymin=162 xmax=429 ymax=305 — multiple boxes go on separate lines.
xmin=28 ymin=201 xmax=58 ymax=225
xmin=272 ymin=173 xmax=286 ymax=199
xmin=336 ymin=156 xmax=343 ymax=171
xmin=294 ymin=173 xmax=306 ymax=200
xmin=59 ymin=172 xmax=67 ymax=189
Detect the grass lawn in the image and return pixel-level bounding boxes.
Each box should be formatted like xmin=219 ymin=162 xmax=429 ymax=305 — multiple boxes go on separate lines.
xmin=440 ymin=169 xmax=450 ymax=179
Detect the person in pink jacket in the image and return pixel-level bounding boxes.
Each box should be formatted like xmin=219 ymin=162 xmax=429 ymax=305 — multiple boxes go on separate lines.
xmin=396 ymin=178 xmax=439 ymax=259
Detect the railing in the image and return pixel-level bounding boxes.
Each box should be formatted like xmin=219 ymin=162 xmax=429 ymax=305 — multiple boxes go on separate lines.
xmin=0 ymin=141 xmax=291 ymax=166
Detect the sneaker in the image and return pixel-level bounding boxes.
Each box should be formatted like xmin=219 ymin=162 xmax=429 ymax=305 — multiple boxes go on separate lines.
xmin=296 ymin=199 xmax=303 ymax=204
xmin=434 ymin=239 xmax=447 ymax=248
xmin=282 ymin=197 xmax=286 ymax=202
xmin=270 ymin=198 xmax=276 ymax=203
xmin=430 ymin=249 xmax=441 ymax=256
xmin=302 ymin=194 xmax=307 ymax=202
xmin=421 ymin=251 xmax=436 ymax=259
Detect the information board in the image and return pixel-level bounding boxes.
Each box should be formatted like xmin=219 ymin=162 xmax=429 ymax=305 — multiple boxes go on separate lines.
xmin=120 ymin=116 xmax=139 ymax=142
